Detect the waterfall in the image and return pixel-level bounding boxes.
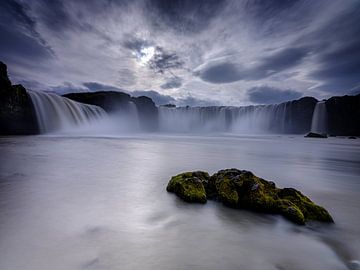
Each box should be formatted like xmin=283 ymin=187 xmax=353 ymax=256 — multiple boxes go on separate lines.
xmin=159 ymin=102 xmax=293 ymax=133
xmin=311 ymin=101 xmax=328 ymax=134
xmin=28 ymin=90 xmax=107 ymax=133
xmin=113 ymin=101 xmax=141 ymax=132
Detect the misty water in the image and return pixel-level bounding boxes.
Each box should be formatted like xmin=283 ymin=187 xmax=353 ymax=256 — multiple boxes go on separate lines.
xmin=0 ymin=134 xmax=360 ymax=270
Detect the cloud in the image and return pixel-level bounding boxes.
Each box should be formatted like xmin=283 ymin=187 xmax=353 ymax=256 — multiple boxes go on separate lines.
xmin=176 ymin=96 xmax=220 ymax=107
xmin=248 ymin=47 xmax=309 ymax=79
xmin=0 ymin=0 xmax=54 ymax=65
xmin=82 ymin=82 xmax=125 ymax=92
xmin=198 ymin=47 xmax=308 ymax=84
xmin=247 ymin=85 xmax=302 ymax=104
xmin=160 ymin=77 xmax=182 ymax=89
xmin=148 ymin=46 xmax=184 ymax=74
xmin=1 ymin=0 xmax=360 ymax=106
xmin=146 ymin=0 xmax=227 ymax=34
xmin=198 ymin=62 xmax=243 ymax=84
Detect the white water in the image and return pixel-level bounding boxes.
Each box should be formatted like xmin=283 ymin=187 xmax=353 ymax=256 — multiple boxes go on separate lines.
xmin=311 ymin=101 xmax=328 ymax=134
xmin=28 ymin=91 xmax=107 ymax=133
xmin=159 ymin=102 xmax=291 ymax=133
xmin=27 ymin=92 xmax=327 ymax=136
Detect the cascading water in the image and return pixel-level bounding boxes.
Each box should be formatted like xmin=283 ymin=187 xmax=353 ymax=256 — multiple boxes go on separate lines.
xmin=159 ymin=102 xmax=291 ymax=133
xmin=28 ymin=90 xmax=107 ymax=133
xmin=311 ymin=101 xmax=328 ymax=134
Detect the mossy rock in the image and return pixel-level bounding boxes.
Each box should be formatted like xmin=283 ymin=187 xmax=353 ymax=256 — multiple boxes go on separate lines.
xmin=167 ymin=168 xmax=334 ymax=225
xmin=166 ymin=171 xmax=209 ymax=203
xmin=278 ymin=188 xmax=333 ymax=223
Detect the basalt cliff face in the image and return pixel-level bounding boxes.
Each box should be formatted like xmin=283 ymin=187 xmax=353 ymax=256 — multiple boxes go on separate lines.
xmin=325 ymin=94 xmax=360 ymax=136
xmin=0 ymin=62 xmax=38 ymax=135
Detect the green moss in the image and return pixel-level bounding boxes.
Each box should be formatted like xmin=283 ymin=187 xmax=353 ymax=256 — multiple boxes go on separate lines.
xmin=166 ymin=171 xmax=209 ymax=203
xmin=278 ymin=188 xmax=333 ymax=223
xmin=217 ymin=178 xmax=239 ymax=207
xmin=166 ymin=169 xmax=334 ymax=225
xmin=277 ymin=200 xmax=306 ymax=225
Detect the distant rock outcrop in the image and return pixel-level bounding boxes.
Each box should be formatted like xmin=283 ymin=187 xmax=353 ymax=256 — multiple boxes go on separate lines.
xmin=167 ymin=169 xmax=334 ymax=225
xmin=0 ymin=62 xmax=38 ymax=135
xmin=64 ymin=91 xmax=158 ymax=131
xmin=325 ymin=94 xmax=360 ymax=136
xmin=304 ymin=132 xmax=328 ymax=138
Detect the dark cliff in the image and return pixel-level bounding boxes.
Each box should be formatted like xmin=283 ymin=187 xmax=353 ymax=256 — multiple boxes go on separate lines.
xmin=325 ymin=94 xmax=360 ymax=136
xmin=0 ymin=62 xmax=38 ymax=135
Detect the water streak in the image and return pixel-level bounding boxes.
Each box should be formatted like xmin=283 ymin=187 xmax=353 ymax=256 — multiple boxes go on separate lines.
xmin=311 ymin=101 xmax=328 ymax=134
xmin=28 ymin=90 xmax=107 ymax=133
xmin=159 ymin=102 xmax=292 ymax=133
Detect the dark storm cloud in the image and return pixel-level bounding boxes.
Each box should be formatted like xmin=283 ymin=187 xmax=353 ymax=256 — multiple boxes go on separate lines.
xmin=0 ymin=25 xmax=53 ymax=61
xmin=249 ymin=47 xmax=309 ymax=79
xmin=310 ymin=42 xmax=360 ymax=93
xmin=247 ymin=86 xmax=302 ymax=104
xmin=33 ymin=0 xmax=71 ymax=32
xmin=0 ymin=0 xmax=54 ymax=63
xmin=199 ymin=47 xmax=308 ymax=84
xmin=0 ymin=0 xmax=50 ymax=47
xmin=305 ymin=6 xmax=360 ymax=93
xmin=148 ymin=47 xmax=184 ymax=74
xmin=199 ymin=63 xmax=243 ymax=84
xmin=1 ymin=0 xmax=360 ymax=105
xmin=147 ymin=0 xmax=227 ymax=34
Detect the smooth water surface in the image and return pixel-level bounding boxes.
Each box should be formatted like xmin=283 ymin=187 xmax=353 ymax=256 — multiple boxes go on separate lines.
xmin=0 ymin=135 xmax=359 ymax=270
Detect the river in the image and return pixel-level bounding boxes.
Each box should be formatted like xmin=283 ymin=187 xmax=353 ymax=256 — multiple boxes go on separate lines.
xmin=0 ymin=134 xmax=359 ymax=270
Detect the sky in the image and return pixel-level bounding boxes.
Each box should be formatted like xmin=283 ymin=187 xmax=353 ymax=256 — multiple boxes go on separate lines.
xmin=1 ymin=0 xmax=360 ymax=106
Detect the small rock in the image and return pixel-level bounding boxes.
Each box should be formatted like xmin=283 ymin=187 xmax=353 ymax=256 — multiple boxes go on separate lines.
xmin=305 ymin=132 xmax=328 ymax=138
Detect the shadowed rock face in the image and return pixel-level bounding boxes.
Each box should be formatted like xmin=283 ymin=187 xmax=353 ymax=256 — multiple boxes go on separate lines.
xmin=0 ymin=62 xmax=38 ymax=135
xmin=286 ymin=97 xmax=317 ymax=133
xmin=167 ymin=169 xmax=334 ymax=225
xmin=64 ymin=91 xmax=159 ymax=131
xmin=325 ymin=94 xmax=360 ymax=136
xmin=305 ymin=132 xmax=327 ymax=138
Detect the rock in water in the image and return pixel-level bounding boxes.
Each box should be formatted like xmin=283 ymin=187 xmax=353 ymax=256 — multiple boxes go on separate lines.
xmin=166 ymin=169 xmax=334 ymax=225
xmin=304 ymin=132 xmax=328 ymax=138
xmin=166 ymin=171 xmax=209 ymax=203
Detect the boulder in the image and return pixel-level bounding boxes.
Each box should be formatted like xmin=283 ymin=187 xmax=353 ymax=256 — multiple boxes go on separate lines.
xmin=166 ymin=171 xmax=209 ymax=203
xmin=167 ymin=169 xmax=334 ymax=225
xmin=304 ymin=132 xmax=327 ymax=138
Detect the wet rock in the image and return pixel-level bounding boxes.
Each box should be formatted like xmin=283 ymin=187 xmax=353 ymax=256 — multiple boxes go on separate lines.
xmin=167 ymin=168 xmax=334 ymax=225
xmin=166 ymin=171 xmax=209 ymax=203
xmin=304 ymin=132 xmax=328 ymax=138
